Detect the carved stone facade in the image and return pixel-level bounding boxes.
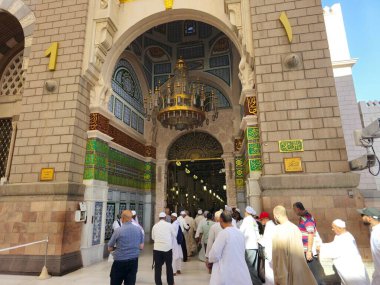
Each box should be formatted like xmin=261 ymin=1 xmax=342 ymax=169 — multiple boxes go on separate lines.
xmin=0 ymin=0 xmax=373 ymax=275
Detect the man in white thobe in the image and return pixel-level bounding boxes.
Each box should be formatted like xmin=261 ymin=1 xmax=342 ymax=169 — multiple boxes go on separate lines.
xmin=319 ymin=219 xmax=369 ymax=285
xmin=177 ymin=210 xmax=190 ymax=261
xmin=131 ymin=210 xmax=145 ymax=237
xmin=225 ymin=205 xmax=237 ymax=227
xmin=152 ymin=212 xmax=176 ymax=285
xmin=358 ymin=207 xmax=380 ymax=285
xmin=112 ymin=214 xmax=121 ymax=231
xmin=196 ymin=211 xmax=208 ymax=261
xmin=205 ymin=210 xmax=223 ymax=273
xmin=195 ymin=209 xmax=205 ymax=230
xmin=240 ymin=206 xmax=262 ymax=284
xmin=171 ymin=213 xmax=183 ymax=275
xmin=208 ymin=210 xmax=252 ymax=285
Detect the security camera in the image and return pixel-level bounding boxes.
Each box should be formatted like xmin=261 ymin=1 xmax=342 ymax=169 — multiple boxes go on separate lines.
xmin=362 ymin=119 xmax=380 ymax=139
xmin=349 ymin=154 xmax=376 ymax=171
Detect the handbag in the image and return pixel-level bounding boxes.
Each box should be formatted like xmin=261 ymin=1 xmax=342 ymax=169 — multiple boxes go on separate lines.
xmin=257 ymin=244 xmax=266 ymax=282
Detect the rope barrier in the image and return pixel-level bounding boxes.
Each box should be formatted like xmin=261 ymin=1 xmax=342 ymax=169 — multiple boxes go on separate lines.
xmin=0 ymin=239 xmax=48 ymax=252
xmin=0 ymin=237 xmax=51 ymax=280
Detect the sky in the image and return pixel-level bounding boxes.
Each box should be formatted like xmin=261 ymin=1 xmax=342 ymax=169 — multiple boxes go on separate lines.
xmin=322 ymin=0 xmax=380 ymax=102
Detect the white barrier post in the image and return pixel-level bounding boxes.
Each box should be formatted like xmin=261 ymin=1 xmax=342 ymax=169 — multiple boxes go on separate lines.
xmin=38 ymin=236 xmax=51 ymax=280
xmin=0 ymin=237 xmax=51 ymax=280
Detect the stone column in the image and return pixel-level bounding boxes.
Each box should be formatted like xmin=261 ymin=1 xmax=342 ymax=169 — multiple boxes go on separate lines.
xmin=155 ymin=159 xmax=168 ymax=221
xmin=246 ymin=172 xmax=262 ymax=213
xmin=81 ymin=130 xmax=112 ymax=266
xmin=222 ymin=153 xmax=236 ymax=206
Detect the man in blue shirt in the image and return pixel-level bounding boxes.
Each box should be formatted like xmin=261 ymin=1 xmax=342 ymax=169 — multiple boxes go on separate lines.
xmin=108 ymin=210 xmax=144 ymax=285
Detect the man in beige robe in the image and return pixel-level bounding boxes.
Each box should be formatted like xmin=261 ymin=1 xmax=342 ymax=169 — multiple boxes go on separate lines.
xmin=182 ymin=211 xmax=197 ymax=256
xmin=272 ymin=205 xmax=317 ymax=285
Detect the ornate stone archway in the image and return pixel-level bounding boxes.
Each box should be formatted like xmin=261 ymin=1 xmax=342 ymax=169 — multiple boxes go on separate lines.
xmin=0 ymin=0 xmax=35 ymax=71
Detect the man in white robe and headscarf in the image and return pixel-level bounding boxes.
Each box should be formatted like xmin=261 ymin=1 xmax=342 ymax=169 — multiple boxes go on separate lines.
xmin=205 ymin=210 xmax=223 ymax=273
xmin=240 ymin=206 xmax=262 ymax=284
xmin=171 ymin=213 xmax=184 ymax=275
xmin=195 ymin=209 xmax=205 ymax=230
xmin=195 ymin=211 xmax=209 ymax=262
xmin=319 ymin=219 xmax=370 ymax=285
xmin=208 ymin=210 xmax=252 ymax=285
xmin=131 ymin=210 xmax=145 ymax=236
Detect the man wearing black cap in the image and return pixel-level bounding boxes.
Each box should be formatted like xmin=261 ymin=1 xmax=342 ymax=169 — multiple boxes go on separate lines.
xmin=358 ymin=207 xmax=380 ymax=285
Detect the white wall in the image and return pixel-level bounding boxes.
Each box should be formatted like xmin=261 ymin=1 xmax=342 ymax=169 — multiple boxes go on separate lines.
xmin=324 ymin=3 xmax=378 ymax=192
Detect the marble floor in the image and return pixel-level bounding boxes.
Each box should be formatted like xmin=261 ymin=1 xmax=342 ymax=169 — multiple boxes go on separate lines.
xmin=0 ymin=244 xmax=375 ymax=285
xmin=0 ymin=244 xmax=211 ymax=285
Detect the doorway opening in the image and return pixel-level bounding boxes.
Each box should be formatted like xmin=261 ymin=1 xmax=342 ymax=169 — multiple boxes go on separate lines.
xmin=166 ymin=132 xmax=225 ymax=215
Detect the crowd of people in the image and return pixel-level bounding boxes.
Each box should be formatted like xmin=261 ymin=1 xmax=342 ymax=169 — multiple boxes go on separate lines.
xmin=107 ymin=203 xmax=380 ymax=285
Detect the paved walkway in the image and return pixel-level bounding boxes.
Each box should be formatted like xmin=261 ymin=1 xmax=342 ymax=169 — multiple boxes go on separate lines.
xmin=0 ymin=244 xmax=211 ymax=285
xmin=0 ymin=244 xmax=375 ymax=285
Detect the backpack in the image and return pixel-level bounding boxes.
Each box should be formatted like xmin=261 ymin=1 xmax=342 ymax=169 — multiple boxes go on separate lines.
xmin=176 ymin=225 xmax=183 ymax=245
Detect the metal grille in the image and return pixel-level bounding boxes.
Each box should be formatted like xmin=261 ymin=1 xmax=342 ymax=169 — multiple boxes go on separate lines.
xmin=105 ymin=203 xmax=115 ymax=241
xmin=0 ymin=118 xmax=12 ymax=178
xmin=0 ymin=51 xmax=24 ymax=96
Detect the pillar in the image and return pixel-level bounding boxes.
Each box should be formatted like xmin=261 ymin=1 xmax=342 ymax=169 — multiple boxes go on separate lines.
xmin=81 ymin=130 xmax=112 ymax=266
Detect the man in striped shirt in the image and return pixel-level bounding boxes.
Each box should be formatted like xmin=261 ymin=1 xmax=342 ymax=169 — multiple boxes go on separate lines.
xmin=293 ymin=202 xmax=326 ymax=285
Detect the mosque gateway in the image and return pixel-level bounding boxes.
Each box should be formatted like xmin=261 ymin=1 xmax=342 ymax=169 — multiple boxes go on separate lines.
xmin=0 ymin=0 xmax=372 ymax=276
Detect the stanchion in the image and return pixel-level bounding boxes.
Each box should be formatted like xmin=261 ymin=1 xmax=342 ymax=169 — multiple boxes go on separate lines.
xmin=38 ymin=236 xmax=51 ymax=280
xmin=0 ymin=237 xmax=51 ymax=279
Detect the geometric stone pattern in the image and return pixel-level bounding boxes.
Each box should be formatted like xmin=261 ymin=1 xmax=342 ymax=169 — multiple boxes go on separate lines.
xmin=92 ymin=201 xmax=103 ymax=246
xmin=278 ymin=139 xmax=304 ymax=152
xmin=167 ymin=131 xmax=223 ymax=160
xmin=246 ymin=126 xmax=262 ymax=171
xmin=83 ymin=139 xmax=109 ymax=181
xmin=0 ymin=118 xmax=12 ymax=177
xmin=83 ymin=138 xmax=156 ymax=190
xmin=89 ymin=113 xmax=156 ymax=159
xmin=0 ymin=51 xmax=24 ymax=96
xmin=251 ymin=0 xmax=350 ymax=175
xmin=105 ymin=203 xmax=115 ymax=241
xmin=108 ymin=147 xmax=155 ymax=190
xmin=235 ymin=156 xmax=245 ymax=189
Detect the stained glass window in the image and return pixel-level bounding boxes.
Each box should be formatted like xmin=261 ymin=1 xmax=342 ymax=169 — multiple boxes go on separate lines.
xmin=123 ymin=105 xmax=131 ymax=125
xmin=114 ymin=98 xmax=123 ymax=120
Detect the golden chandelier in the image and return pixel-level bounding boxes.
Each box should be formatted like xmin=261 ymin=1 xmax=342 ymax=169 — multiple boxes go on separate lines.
xmin=144 ymin=58 xmax=218 ymax=131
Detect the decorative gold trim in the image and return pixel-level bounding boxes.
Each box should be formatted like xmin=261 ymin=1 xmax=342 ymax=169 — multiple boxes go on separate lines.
xmin=164 ymin=0 xmax=174 ymax=10
xmin=157 ymin=105 xmax=204 ymax=114
xmin=246 ymin=96 xmax=257 ymax=115
xmin=284 ymin=157 xmax=303 ymax=173
xmin=279 ymin=12 xmax=293 ymax=43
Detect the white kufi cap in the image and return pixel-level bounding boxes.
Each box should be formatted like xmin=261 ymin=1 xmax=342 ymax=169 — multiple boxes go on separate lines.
xmin=245 ymin=206 xmax=256 ymax=215
xmin=333 ymin=219 xmax=346 ymax=228
xmin=131 ymin=210 xmax=136 ymax=216
xmin=198 ymin=209 xmax=203 ymax=215
xmin=171 ymin=213 xmax=178 ymax=217
xmin=225 ymin=205 xmax=232 ymax=212
xmin=159 ymin=212 xmax=166 ymax=218
xmin=180 ymin=211 xmax=186 ymax=215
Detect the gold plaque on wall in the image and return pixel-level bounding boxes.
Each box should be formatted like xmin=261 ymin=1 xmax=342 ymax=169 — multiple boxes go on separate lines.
xmin=284 ymin=158 xmax=303 ymax=173
xmin=40 ymin=168 xmax=55 ymax=181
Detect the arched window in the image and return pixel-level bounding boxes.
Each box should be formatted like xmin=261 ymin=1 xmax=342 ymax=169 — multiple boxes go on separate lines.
xmin=109 ymin=59 xmax=145 ymax=134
